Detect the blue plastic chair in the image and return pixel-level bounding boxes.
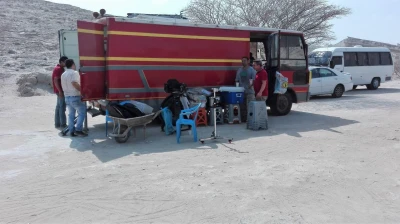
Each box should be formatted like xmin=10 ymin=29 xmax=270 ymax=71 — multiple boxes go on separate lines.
xmin=176 ymin=103 xmax=201 ymax=143
xmin=161 ymin=107 xmax=175 ymax=135
xmin=105 ymin=110 xmax=113 ymax=137
xmin=105 ymin=101 xmax=130 ymax=137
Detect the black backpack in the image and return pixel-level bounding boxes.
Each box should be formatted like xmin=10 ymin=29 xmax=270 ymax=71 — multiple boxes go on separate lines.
xmin=164 ymin=79 xmax=187 ymax=93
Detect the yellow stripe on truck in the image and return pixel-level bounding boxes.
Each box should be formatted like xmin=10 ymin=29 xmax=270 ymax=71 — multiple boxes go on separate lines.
xmin=77 ymin=29 xmax=104 ymax=35
xmin=77 ymin=28 xmax=249 ymax=41
xmin=107 ymin=57 xmax=241 ymax=63
xmin=80 ymin=56 xmax=106 ymax=61
xmin=80 ymin=56 xmax=241 ymax=63
xmin=107 ymin=31 xmax=249 ymax=42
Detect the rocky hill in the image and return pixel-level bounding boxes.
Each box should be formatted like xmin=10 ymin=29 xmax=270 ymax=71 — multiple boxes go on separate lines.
xmin=0 ymin=0 xmax=92 ymax=97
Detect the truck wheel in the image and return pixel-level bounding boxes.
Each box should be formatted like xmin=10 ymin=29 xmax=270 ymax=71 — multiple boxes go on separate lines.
xmin=332 ymin=84 xmax=344 ymax=98
xmin=270 ymin=92 xmax=292 ymax=116
xmin=367 ymin=78 xmax=380 ymax=90
xmin=352 ymin=85 xmax=358 ymax=90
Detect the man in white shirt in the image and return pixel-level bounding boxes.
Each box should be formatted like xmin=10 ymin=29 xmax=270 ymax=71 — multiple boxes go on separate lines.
xmin=61 ymin=59 xmax=87 ymax=137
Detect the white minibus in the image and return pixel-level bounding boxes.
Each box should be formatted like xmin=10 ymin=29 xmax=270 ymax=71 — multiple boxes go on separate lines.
xmin=308 ymin=47 xmax=394 ymax=90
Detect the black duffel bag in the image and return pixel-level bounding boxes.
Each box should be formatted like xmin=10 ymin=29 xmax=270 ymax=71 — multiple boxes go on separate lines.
xmin=106 ymin=103 xmax=144 ymax=119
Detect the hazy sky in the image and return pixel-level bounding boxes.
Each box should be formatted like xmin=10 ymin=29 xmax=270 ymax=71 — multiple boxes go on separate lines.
xmin=47 ymin=0 xmax=399 ymax=45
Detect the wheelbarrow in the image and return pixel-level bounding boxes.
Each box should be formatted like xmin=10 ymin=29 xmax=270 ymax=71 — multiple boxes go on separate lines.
xmin=108 ymin=110 xmax=162 ymax=143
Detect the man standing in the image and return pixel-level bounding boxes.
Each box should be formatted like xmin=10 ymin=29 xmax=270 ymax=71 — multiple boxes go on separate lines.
xmin=53 ymin=56 xmax=68 ymax=128
xmin=235 ymin=56 xmax=256 ymax=122
xmin=253 ymin=60 xmax=268 ymax=101
xmin=61 ymin=59 xmax=87 ymax=137
xmin=249 ymin=52 xmax=255 ymax=65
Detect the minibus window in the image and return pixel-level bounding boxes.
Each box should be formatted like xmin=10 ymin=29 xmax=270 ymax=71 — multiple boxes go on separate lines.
xmin=344 ymin=52 xmax=357 ymax=66
xmin=331 ymin=56 xmax=342 ymax=68
xmin=357 ymin=52 xmax=368 ymax=66
xmin=368 ymin=52 xmax=380 ymax=65
xmin=380 ymin=52 xmax=393 ymax=65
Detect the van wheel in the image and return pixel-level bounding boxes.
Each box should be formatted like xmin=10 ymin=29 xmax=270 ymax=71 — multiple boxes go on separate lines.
xmin=352 ymin=85 xmax=358 ymax=90
xmin=367 ymin=78 xmax=380 ymax=90
xmin=270 ymin=92 xmax=292 ymax=116
xmin=332 ymin=84 xmax=344 ymax=98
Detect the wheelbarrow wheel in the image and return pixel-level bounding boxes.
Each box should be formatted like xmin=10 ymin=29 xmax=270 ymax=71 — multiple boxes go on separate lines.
xmin=114 ymin=125 xmax=131 ymax=143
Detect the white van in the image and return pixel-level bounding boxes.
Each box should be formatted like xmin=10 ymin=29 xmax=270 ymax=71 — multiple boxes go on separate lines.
xmin=308 ymin=47 xmax=394 ymax=90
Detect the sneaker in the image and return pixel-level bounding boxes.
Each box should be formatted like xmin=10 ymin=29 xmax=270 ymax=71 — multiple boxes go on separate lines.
xmin=74 ymin=131 xmax=88 ymax=137
xmin=70 ymin=132 xmax=77 ymax=137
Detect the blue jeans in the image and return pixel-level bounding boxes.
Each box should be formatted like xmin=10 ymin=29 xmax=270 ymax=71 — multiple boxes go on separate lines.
xmin=65 ymin=96 xmax=86 ymax=133
xmin=55 ymin=94 xmax=66 ymax=127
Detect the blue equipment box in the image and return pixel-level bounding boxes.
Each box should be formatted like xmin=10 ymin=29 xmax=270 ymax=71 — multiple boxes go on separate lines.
xmin=220 ymin=92 xmax=244 ymax=104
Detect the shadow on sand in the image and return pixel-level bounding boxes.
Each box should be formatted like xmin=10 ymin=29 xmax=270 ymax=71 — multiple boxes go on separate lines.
xmin=351 ymin=87 xmax=400 ymax=95
xmin=310 ymin=95 xmax=364 ymax=101
xmin=67 ymin=111 xmax=358 ymax=163
xmin=309 ymin=86 xmax=400 ymax=101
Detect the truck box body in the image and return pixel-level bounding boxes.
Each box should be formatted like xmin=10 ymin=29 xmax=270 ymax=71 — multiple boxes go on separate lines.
xmin=60 ymin=16 xmax=310 ymax=114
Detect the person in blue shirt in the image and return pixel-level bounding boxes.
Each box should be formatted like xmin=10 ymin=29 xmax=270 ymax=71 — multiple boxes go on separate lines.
xmin=235 ymin=56 xmax=256 ymax=122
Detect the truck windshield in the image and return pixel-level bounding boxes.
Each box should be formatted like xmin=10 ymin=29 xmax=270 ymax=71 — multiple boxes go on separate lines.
xmin=308 ymin=51 xmax=332 ymax=66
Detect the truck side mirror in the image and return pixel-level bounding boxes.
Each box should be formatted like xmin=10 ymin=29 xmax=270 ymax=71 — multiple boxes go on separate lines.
xmin=329 ymin=60 xmax=334 ymax=69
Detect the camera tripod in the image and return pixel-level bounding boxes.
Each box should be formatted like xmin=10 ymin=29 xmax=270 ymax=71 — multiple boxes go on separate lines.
xmin=199 ymin=88 xmax=232 ymax=144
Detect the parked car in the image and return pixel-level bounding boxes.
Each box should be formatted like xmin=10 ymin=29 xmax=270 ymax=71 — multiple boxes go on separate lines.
xmin=309 ymin=66 xmax=353 ymax=98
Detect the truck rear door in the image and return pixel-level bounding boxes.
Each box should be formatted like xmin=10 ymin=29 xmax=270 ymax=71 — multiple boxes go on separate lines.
xmin=58 ymin=30 xmax=80 ymax=69
xmin=77 ymin=21 xmax=106 ymax=100
xmin=266 ymin=32 xmax=280 ymax=96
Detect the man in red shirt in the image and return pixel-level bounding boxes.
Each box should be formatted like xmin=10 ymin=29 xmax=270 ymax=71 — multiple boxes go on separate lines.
xmin=53 ymin=56 xmax=68 ymax=128
xmin=253 ymin=60 xmax=268 ymax=101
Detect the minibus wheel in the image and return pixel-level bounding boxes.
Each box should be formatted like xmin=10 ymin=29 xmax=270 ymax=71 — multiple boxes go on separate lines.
xmin=367 ymin=78 xmax=380 ymax=90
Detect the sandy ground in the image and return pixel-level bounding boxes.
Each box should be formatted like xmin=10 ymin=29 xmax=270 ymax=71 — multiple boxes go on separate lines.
xmin=1 ymin=82 xmax=400 ymax=223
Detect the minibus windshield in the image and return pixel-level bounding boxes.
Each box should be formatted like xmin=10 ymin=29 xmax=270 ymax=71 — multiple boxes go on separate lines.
xmin=308 ymin=51 xmax=332 ymax=66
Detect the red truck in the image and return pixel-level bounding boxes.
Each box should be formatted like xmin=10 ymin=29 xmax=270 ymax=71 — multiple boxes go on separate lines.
xmin=59 ymin=14 xmax=310 ymax=116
